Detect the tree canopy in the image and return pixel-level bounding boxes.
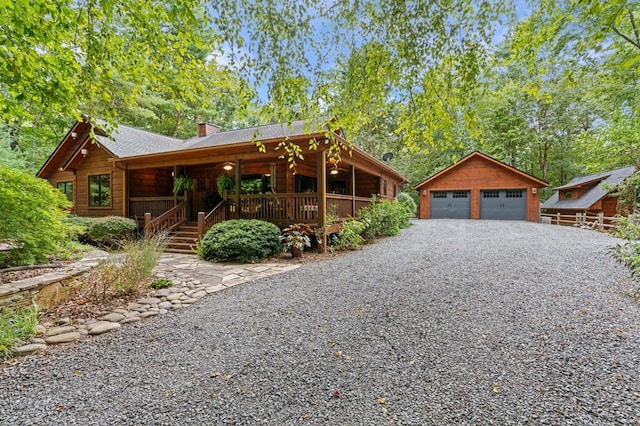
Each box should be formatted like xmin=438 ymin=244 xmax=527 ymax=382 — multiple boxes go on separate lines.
xmin=1 ymin=0 xmax=638 ymax=188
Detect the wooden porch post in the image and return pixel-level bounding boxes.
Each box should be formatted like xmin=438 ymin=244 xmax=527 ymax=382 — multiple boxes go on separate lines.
xmin=173 ymin=165 xmax=178 ymax=207
xmin=123 ymin=168 xmax=129 ymax=217
xmin=197 ymin=212 xmax=205 ymax=237
xmin=144 ymin=212 xmax=152 ymax=237
xmin=350 ymin=165 xmax=356 ymax=216
xmin=234 ymin=159 xmax=241 ymax=219
xmin=317 ymin=150 xmax=327 ymax=253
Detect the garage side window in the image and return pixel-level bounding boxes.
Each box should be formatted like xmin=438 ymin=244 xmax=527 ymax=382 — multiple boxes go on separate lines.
xmin=432 ymin=192 xmax=447 ymax=199
xmin=483 ymin=191 xmax=499 ymax=198
xmin=506 ymin=190 xmax=523 ymax=198
xmin=89 ymin=174 xmax=111 ymax=207
xmin=453 ymin=191 xmax=468 ymax=198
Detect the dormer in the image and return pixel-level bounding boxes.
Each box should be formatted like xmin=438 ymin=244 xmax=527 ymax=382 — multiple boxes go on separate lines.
xmin=556 ymin=175 xmax=610 ymax=201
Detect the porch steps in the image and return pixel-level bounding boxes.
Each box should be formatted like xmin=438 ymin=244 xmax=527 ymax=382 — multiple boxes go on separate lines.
xmin=165 ymin=223 xmax=200 ymax=254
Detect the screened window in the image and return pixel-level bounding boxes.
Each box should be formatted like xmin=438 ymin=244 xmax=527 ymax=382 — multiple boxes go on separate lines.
xmin=383 ymin=179 xmax=388 ymax=196
xmin=453 ymin=191 xmax=468 ymax=198
xmin=483 ymin=191 xmax=499 ymax=198
xmin=432 ymin=192 xmax=447 ymax=199
xmin=563 ymin=191 xmax=572 ymax=199
xmin=506 ymin=190 xmax=523 ymax=198
xmin=89 ymin=174 xmax=111 ymax=207
xmin=56 ymin=181 xmax=73 ymax=202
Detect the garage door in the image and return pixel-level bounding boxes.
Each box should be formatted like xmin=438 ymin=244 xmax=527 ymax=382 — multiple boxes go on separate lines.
xmin=480 ymin=190 xmax=526 ymax=220
xmin=430 ymin=191 xmax=471 ymax=219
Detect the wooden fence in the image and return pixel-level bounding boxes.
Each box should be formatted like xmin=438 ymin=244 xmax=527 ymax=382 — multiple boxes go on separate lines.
xmin=540 ymin=212 xmax=620 ymax=232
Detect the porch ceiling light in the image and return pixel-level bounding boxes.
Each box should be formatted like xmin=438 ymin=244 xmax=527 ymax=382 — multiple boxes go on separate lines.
xmin=330 ymin=166 xmax=339 ymax=175
xmin=223 ymin=162 xmax=234 ymax=171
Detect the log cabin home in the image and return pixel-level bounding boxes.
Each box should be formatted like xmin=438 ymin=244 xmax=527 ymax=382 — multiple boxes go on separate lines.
xmin=37 ymin=119 xmax=408 ymax=252
xmin=541 ymin=166 xmax=637 ymax=219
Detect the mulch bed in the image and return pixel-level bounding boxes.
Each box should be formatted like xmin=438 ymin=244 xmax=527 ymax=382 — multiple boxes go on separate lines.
xmin=0 ymin=262 xmax=74 ymax=285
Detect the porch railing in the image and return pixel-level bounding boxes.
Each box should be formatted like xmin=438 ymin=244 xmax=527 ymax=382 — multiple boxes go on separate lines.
xmin=133 ymin=192 xmax=374 ymax=237
xmin=228 ymin=193 xmax=319 ymax=225
xmin=130 ymin=196 xmax=184 ymax=221
xmin=197 ymin=200 xmax=227 ymax=237
xmin=326 ymin=194 xmax=372 ymax=218
xmin=144 ymin=200 xmax=187 ymax=236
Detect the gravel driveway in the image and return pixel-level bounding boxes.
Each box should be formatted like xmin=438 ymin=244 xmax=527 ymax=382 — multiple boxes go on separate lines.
xmin=1 ymin=220 xmax=639 ymax=425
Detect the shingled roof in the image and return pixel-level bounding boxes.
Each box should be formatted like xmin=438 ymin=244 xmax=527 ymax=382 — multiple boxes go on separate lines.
xmin=94 ymin=125 xmax=184 ymax=157
xmin=541 ymin=166 xmax=637 ymax=210
xmin=93 ymin=120 xmax=325 ymax=158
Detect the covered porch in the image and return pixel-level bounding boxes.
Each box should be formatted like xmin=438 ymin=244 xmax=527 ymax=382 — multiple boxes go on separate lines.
xmin=123 ymin=148 xmax=395 ymax=246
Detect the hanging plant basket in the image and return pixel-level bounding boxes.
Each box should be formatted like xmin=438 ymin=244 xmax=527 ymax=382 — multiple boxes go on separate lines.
xmin=173 ymin=176 xmax=194 ymax=194
xmin=216 ymin=174 xmax=235 ymax=197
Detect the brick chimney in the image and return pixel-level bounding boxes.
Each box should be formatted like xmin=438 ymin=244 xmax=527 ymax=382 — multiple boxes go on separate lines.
xmin=198 ymin=122 xmax=221 ymax=137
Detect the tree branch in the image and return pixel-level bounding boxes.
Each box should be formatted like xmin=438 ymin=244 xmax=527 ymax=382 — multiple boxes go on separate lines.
xmin=628 ymin=7 xmax=640 ymax=48
xmin=611 ymin=10 xmax=640 ymax=52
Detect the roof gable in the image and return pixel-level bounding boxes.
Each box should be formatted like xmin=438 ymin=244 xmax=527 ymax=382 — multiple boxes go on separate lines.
xmin=413 ymin=151 xmax=549 ymax=190
xmin=541 ymin=166 xmax=637 ymax=210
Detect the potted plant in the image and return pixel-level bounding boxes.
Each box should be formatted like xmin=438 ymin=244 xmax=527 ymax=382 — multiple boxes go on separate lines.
xmin=216 ymin=174 xmax=235 ymax=198
xmin=173 ymin=176 xmax=194 ymax=195
xmin=281 ymin=223 xmax=313 ymax=258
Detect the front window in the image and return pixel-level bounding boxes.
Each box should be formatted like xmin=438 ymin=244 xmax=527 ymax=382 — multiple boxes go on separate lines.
xmin=56 ymin=181 xmax=73 ymax=202
xmin=89 ymin=174 xmax=111 ymax=207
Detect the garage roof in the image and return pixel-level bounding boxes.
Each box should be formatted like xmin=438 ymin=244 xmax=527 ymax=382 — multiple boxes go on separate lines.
xmin=413 ymin=151 xmax=549 ymax=190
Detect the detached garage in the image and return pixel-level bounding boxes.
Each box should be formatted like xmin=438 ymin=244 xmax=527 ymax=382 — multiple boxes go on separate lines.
xmin=414 ymin=151 xmax=549 ymax=221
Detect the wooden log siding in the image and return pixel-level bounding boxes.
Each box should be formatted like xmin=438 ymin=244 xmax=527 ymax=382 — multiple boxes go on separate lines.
xmin=73 ymin=146 xmax=125 ymax=217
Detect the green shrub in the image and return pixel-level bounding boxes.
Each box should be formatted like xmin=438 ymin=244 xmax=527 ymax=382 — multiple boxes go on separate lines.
xmin=197 ymin=219 xmax=282 ymax=263
xmin=65 ymin=215 xmax=95 ymax=242
xmin=333 ymin=219 xmax=365 ymax=250
xmin=357 ymin=197 xmax=409 ymax=241
xmin=397 ymin=192 xmax=417 ymax=217
xmin=150 ymin=278 xmax=173 ymax=289
xmin=0 ymin=166 xmax=74 ymax=267
xmin=0 ymin=307 xmax=39 ymax=361
xmin=611 ymin=214 xmax=640 ymax=299
xmin=88 ymin=216 xmax=137 ymax=246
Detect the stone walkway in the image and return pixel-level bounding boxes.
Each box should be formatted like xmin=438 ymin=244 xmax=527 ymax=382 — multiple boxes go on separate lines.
xmin=12 ymin=253 xmax=300 ymax=356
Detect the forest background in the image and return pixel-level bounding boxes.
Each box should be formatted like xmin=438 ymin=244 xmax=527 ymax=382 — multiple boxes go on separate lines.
xmin=1 ymin=0 xmax=639 ymax=199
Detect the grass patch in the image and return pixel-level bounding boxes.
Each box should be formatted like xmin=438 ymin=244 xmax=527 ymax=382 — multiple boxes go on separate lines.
xmin=0 ymin=307 xmax=39 ymax=361
xmin=150 ymin=278 xmax=173 ymax=289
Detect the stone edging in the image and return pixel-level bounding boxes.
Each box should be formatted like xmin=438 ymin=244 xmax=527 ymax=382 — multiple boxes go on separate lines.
xmin=10 ymin=254 xmax=300 ymax=357
xmin=0 ymin=250 xmax=109 ymax=311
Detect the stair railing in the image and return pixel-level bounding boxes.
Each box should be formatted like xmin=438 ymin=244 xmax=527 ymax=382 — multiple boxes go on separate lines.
xmin=197 ymin=200 xmax=227 ymax=238
xmin=144 ymin=200 xmax=188 ymax=237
